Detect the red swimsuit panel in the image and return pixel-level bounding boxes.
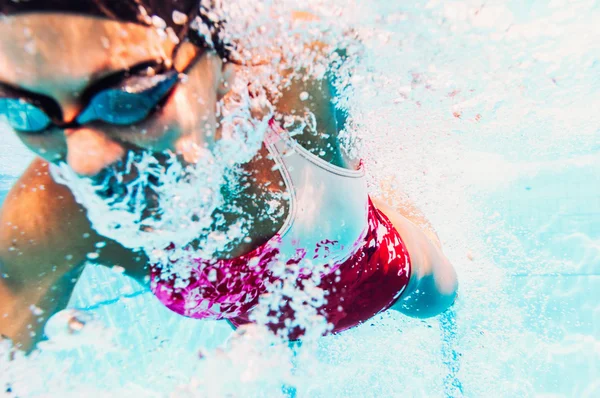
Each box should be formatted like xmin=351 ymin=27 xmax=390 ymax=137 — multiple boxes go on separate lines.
xmin=150 ymin=198 xmax=412 ymax=339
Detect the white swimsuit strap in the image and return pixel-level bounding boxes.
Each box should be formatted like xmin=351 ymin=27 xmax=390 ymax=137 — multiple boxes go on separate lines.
xmin=264 ymin=124 xmax=369 ymax=263
xmin=266 ymin=123 xmax=365 ymax=178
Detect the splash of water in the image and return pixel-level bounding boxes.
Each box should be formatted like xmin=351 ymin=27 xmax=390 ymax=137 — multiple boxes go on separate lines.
xmin=2 ymin=0 xmax=599 ymax=396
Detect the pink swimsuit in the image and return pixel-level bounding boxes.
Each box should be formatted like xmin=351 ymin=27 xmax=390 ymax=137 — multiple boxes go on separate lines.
xmin=229 ymin=198 xmax=412 ymax=339
xmin=150 ymin=122 xmax=412 ymax=339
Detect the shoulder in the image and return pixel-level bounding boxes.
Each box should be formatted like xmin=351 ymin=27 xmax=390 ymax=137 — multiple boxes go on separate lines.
xmin=0 ymin=158 xmax=147 ymax=285
xmin=0 ymin=159 xmax=86 ymax=291
xmin=0 ymin=159 xmax=93 ymax=282
xmin=269 ymin=16 xmax=350 ymax=168
xmin=1 ymin=158 xmax=91 ymax=250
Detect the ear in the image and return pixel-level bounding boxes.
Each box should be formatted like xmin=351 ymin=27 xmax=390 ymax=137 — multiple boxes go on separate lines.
xmin=172 ymin=42 xmax=201 ymax=72
xmin=173 ymin=42 xmax=236 ymax=100
xmin=217 ymin=61 xmax=237 ymax=100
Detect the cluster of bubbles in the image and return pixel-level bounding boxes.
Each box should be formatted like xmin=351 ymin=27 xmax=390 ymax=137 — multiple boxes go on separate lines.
xmin=198 ymin=0 xmax=368 ymax=345
xmin=151 ymin=2 xmax=371 ymax=394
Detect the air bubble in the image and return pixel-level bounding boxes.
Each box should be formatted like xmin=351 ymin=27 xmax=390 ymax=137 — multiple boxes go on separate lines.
xmin=172 ymin=10 xmax=188 ymax=25
xmin=29 ymin=305 xmax=44 ymax=316
xmin=151 ymin=15 xmax=167 ymax=29
xmin=112 ymin=266 xmax=126 ymax=274
xmin=86 ymin=252 xmax=100 ymax=260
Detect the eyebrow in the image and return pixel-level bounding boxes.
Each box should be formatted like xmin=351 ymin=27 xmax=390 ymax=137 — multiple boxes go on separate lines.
xmin=0 ymin=59 xmax=164 ymax=119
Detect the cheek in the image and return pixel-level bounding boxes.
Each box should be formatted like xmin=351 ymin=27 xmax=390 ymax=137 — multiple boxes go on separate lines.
xmin=16 ymin=130 xmax=66 ymax=162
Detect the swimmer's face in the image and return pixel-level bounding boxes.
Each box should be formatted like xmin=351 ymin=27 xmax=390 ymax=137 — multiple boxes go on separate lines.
xmin=0 ymin=14 xmax=258 ymax=251
xmin=0 ymin=13 xmax=236 ymax=176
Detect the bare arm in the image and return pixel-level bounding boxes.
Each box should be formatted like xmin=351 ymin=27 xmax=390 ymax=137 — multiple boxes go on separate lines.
xmin=372 ymin=197 xmax=458 ymax=318
xmin=0 ymin=158 xmax=147 ymax=352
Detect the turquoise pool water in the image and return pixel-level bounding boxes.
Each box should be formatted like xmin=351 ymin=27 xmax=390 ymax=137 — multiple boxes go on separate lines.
xmin=1 ymin=0 xmax=598 ymax=396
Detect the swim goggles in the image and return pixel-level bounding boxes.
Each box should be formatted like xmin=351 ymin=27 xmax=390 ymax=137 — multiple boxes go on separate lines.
xmin=0 ymin=53 xmax=202 ymax=134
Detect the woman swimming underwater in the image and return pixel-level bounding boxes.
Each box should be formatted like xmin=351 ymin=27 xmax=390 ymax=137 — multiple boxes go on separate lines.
xmin=0 ymin=0 xmax=457 ymax=351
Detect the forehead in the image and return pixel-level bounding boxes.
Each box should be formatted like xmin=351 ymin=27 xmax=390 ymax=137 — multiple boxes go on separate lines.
xmin=0 ymin=13 xmax=176 ymax=90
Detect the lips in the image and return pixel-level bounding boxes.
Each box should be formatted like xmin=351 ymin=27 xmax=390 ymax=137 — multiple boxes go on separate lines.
xmin=87 ymin=153 xmax=163 ymax=217
xmin=90 ymin=161 xmax=134 ymax=202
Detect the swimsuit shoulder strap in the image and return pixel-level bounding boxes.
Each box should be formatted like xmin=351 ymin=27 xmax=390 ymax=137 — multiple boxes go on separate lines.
xmin=264 ymin=120 xmax=369 ymax=263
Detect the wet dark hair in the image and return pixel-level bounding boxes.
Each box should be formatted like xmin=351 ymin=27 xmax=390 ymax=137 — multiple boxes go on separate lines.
xmin=0 ymin=0 xmax=229 ymax=58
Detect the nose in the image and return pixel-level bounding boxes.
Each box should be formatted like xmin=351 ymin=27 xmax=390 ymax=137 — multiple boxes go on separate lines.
xmin=64 ymin=128 xmax=125 ymax=176
xmin=62 ymin=104 xmax=80 ymax=125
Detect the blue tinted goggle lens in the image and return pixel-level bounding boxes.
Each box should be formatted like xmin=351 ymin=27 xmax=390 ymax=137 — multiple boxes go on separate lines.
xmin=0 ymin=71 xmax=180 ymax=133
xmin=0 ymin=98 xmax=51 ymax=132
xmin=76 ymin=71 xmax=180 ymax=126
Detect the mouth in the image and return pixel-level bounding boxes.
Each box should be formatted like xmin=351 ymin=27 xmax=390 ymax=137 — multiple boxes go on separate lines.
xmin=87 ymin=152 xmax=168 ymax=218
xmin=49 ymin=149 xmax=227 ymax=251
